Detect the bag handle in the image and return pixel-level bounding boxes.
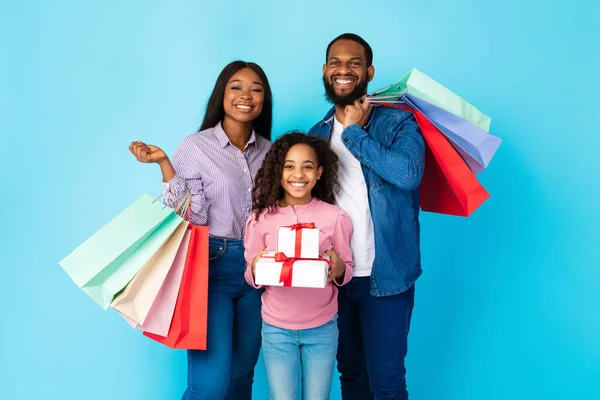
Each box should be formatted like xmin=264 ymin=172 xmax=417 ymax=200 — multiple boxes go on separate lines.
xmin=152 ymin=188 xmax=193 ymax=223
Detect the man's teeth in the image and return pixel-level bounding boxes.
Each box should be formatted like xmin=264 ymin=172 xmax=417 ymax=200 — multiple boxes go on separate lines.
xmin=336 ymin=78 xmax=353 ymax=84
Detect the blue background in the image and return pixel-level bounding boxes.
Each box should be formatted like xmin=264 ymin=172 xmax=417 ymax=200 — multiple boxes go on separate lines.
xmin=2 ymin=1 xmax=599 ymax=399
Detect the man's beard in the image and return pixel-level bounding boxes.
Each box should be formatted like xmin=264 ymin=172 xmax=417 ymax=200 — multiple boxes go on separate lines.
xmin=323 ymin=75 xmax=368 ymax=107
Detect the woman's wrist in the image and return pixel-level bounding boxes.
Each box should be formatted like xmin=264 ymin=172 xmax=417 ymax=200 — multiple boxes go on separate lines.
xmin=158 ymin=158 xmax=176 ymax=182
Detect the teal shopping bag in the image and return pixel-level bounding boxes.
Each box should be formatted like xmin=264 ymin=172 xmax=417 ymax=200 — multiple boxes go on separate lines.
xmin=60 ymin=194 xmax=183 ymax=309
xmin=367 ymin=68 xmax=492 ymax=133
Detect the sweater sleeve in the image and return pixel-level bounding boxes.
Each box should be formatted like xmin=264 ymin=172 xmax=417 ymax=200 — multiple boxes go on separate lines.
xmin=243 ymin=213 xmax=264 ymax=288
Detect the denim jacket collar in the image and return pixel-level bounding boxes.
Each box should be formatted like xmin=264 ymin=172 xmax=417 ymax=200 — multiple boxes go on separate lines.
xmin=318 ymin=105 xmax=377 ymax=131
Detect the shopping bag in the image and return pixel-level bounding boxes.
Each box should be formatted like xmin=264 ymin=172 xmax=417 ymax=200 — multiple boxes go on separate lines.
xmin=402 ymin=93 xmax=501 ymax=174
xmin=144 ymin=224 xmax=209 ymax=349
xmin=367 ymin=68 xmax=491 ymax=132
xmin=111 ymin=219 xmax=189 ymax=324
xmin=117 ymin=226 xmax=190 ymax=336
xmin=60 ymin=194 xmax=183 ymax=309
xmin=377 ymin=103 xmax=490 ymax=216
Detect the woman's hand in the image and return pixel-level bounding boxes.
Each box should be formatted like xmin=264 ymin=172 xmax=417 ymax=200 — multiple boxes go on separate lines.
xmin=129 ymin=140 xmax=176 ymax=182
xmin=129 ymin=141 xmax=168 ymax=164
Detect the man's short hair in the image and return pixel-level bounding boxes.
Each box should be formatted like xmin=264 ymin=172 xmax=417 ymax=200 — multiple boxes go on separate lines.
xmin=326 ymin=33 xmax=373 ymax=67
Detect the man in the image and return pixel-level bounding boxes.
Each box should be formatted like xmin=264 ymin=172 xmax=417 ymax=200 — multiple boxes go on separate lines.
xmin=308 ymin=33 xmax=425 ymax=400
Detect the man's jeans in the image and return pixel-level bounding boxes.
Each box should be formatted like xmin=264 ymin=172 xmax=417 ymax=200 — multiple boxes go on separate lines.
xmin=337 ymin=277 xmax=415 ymax=400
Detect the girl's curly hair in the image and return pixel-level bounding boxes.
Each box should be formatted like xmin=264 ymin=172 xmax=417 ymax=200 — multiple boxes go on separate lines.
xmin=252 ymin=131 xmax=339 ymax=220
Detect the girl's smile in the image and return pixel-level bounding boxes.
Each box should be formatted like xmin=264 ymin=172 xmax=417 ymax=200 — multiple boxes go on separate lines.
xmin=280 ymin=143 xmax=323 ymax=206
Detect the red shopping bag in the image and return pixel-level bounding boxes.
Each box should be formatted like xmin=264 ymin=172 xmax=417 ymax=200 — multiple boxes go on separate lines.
xmin=378 ymin=103 xmax=490 ymax=216
xmin=144 ymin=224 xmax=209 ymax=349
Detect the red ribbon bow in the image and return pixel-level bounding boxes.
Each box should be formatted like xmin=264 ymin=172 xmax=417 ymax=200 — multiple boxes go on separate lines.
xmin=287 ymin=222 xmax=316 ymax=231
xmin=274 ymin=252 xmax=294 ymax=286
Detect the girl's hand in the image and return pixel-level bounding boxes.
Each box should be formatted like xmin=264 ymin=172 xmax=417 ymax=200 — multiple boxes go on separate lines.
xmin=129 ymin=141 xmax=168 ymax=164
xmin=251 ymin=249 xmax=266 ymax=278
xmin=323 ymin=249 xmax=346 ymax=283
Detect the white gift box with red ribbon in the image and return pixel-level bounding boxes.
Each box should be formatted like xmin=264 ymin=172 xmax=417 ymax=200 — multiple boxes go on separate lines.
xmin=254 ymin=251 xmax=330 ymax=288
xmin=276 ymin=223 xmax=320 ymax=259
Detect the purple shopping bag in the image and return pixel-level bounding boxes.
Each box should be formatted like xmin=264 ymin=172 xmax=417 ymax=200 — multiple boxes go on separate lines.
xmin=402 ymin=93 xmax=502 ymax=174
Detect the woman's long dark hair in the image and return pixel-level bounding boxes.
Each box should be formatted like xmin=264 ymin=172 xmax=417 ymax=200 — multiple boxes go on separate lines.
xmin=199 ymin=61 xmax=273 ymax=140
xmin=252 ymin=132 xmax=339 ymax=220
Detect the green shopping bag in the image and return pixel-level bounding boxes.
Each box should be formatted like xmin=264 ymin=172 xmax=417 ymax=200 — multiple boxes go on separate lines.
xmin=367 ymin=68 xmax=491 ymax=132
xmin=60 ymin=194 xmax=183 ymax=309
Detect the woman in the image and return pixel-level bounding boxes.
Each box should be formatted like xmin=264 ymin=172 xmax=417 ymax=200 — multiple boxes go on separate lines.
xmin=129 ymin=60 xmax=273 ymax=400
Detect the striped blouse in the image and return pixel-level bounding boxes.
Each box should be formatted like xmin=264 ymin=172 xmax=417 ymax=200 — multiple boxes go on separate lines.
xmin=163 ymin=122 xmax=271 ymax=239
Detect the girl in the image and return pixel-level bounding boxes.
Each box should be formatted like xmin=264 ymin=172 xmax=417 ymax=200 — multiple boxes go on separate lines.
xmin=129 ymin=61 xmax=273 ymax=400
xmin=244 ymin=132 xmax=354 ymax=400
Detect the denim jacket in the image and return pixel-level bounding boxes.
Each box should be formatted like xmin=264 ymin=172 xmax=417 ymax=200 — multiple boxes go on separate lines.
xmin=308 ymin=105 xmax=425 ymax=296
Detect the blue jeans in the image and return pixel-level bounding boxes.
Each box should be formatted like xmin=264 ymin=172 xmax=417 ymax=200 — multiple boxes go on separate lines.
xmin=261 ymin=316 xmax=339 ymax=400
xmin=337 ymin=277 xmax=415 ymax=400
xmin=182 ymin=237 xmax=262 ymax=400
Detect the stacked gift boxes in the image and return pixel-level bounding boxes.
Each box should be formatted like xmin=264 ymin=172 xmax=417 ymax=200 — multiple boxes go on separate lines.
xmin=254 ymin=223 xmax=330 ymax=288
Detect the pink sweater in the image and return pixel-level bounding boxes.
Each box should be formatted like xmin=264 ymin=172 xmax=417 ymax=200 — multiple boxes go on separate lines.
xmin=244 ymin=198 xmax=354 ymax=330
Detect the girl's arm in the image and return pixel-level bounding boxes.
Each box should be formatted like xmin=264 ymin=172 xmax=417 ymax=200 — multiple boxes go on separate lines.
xmin=331 ymin=209 xmax=354 ymax=286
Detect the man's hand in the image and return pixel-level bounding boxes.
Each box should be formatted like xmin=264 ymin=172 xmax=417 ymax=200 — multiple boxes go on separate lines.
xmin=341 ymin=100 xmax=372 ymax=129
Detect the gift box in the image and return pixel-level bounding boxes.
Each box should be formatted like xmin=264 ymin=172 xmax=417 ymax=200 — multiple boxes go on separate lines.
xmin=255 ymin=252 xmax=330 ymax=289
xmin=276 ymin=223 xmax=319 ymax=259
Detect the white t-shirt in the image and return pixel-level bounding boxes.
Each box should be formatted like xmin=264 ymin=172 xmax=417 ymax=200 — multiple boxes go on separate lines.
xmin=330 ymin=117 xmax=375 ymax=277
